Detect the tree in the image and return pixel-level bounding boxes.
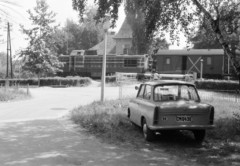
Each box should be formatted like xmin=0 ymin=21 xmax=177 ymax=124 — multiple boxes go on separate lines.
xmin=148 ymin=38 xmax=170 ymax=72
xmin=53 ymin=6 xmax=104 ymax=55
xmin=20 ymin=0 xmax=63 ymax=86
xmin=191 ymin=24 xmax=222 ymax=49
xmin=0 ymin=52 xmax=7 ymax=78
xmin=191 ymin=23 xmax=239 ymax=50
xmin=72 ymin=0 xmax=240 ymax=85
xmin=125 ymin=1 xmax=149 ymax=54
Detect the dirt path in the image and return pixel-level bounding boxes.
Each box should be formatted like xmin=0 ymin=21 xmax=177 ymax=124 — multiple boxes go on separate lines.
xmin=0 ymin=86 xmax=200 ymax=166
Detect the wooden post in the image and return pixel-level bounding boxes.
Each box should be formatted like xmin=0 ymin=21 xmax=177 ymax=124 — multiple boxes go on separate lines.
xmin=5 ymin=79 xmax=9 ymax=91
xmin=27 ymin=84 xmax=29 ymax=95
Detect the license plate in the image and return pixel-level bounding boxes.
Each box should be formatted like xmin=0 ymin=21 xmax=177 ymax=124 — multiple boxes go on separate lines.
xmin=176 ymin=116 xmax=192 ymax=122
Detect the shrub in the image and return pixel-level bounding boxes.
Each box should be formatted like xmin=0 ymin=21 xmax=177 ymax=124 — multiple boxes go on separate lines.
xmin=70 ymin=99 xmax=142 ymax=142
xmin=195 ymin=79 xmax=239 ymax=90
xmin=0 ymin=88 xmax=31 ymax=102
xmin=106 ymin=76 xmax=116 ymax=83
xmin=206 ymin=117 xmax=240 ymax=140
xmin=0 ymin=77 xmax=91 ymax=87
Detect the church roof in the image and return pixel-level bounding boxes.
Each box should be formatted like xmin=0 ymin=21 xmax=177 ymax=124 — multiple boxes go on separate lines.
xmin=88 ymin=34 xmax=116 ymax=55
xmin=113 ymin=18 xmax=132 ymax=39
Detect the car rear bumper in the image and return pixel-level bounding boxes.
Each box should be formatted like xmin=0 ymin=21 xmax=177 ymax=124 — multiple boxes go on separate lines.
xmin=148 ymin=124 xmax=215 ymax=131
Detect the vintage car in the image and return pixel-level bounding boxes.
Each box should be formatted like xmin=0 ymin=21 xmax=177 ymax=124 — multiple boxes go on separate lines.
xmin=128 ymin=80 xmax=215 ymax=142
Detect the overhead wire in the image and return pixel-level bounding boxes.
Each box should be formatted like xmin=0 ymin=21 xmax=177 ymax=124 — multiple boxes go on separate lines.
xmin=0 ymin=3 xmax=25 ymax=20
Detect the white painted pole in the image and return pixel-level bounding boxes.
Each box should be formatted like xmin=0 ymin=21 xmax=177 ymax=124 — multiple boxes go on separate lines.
xmin=200 ymin=59 xmax=203 ymax=80
xmin=101 ymin=15 xmax=110 ymax=102
xmin=101 ymin=30 xmax=108 ymax=102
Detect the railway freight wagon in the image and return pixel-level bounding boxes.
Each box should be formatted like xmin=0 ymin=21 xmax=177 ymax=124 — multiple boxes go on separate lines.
xmin=156 ymin=49 xmax=225 ymax=79
xmin=59 ymin=51 xmax=149 ymax=78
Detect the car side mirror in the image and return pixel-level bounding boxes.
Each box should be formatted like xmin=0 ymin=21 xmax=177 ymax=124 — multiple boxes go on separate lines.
xmin=135 ymin=86 xmax=139 ymax=90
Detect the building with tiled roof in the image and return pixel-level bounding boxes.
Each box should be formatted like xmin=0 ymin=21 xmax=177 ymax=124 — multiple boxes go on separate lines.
xmin=89 ymin=18 xmax=133 ymax=55
xmin=113 ymin=18 xmax=132 ymax=39
xmin=88 ymin=34 xmax=116 ymax=55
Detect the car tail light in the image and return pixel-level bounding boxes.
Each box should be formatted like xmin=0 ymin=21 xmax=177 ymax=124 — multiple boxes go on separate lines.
xmin=209 ymin=107 xmax=214 ymax=124
xmin=153 ymin=107 xmax=160 ymax=125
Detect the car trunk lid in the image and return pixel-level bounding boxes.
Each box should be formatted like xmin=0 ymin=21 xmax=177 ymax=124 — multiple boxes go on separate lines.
xmin=153 ymin=100 xmax=211 ymax=126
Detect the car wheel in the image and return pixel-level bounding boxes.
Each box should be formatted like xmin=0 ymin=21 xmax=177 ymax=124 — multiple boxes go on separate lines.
xmin=127 ymin=109 xmax=130 ymax=118
xmin=142 ymin=118 xmax=155 ymax=141
xmin=193 ymin=130 xmax=205 ymax=142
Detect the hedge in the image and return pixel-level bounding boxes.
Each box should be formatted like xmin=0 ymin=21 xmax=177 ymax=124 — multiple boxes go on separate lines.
xmin=105 ymin=76 xmax=240 ymax=91
xmin=0 ymin=77 xmax=91 ymax=87
xmin=105 ymin=74 xmax=152 ymax=83
xmin=106 ymin=76 xmax=116 ymax=83
xmin=195 ymin=79 xmax=239 ymax=91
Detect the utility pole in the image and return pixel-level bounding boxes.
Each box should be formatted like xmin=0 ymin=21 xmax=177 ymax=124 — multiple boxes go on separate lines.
xmin=6 ymin=22 xmax=13 ymax=78
xmin=6 ymin=23 xmax=9 ymax=78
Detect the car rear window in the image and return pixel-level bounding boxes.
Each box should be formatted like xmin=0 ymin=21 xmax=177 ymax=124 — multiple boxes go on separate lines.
xmin=154 ymin=85 xmax=199 ymax=101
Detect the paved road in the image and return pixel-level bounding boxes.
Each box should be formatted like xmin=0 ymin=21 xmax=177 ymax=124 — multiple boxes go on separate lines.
xmin=0 ymin=86 xmax=198 ymax=166
xmin=0 ymin=87 xmax=122 ymax=122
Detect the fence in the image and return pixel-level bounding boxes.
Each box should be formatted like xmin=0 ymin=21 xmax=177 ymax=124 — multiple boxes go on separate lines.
xmin=116 ymin=72 xmax=196 ymax=83
xmin=198 ymin=90 xmax=240 ymax=103
xmin=119 ymin=86 xmax=240 ymax=103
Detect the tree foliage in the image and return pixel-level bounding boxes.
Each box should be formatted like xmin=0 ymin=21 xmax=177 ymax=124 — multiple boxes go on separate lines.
xmin=0 ymin=52 xmax=6 ymax=78
xmin=53 ymin=6 xmax=104 ymax=55
xmin=191 ymin=22 xmax=239 ymax=50
xmin=20 ymin=0 xmax=63 ymax=80
xmin=125 ymin=0 xmax=148 ymax=54
xmin=72 ymin=0 xmax=240 ymax=78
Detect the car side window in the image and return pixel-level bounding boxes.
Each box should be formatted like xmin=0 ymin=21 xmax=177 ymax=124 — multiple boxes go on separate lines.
xmin=137 ymin=85 xmax=145 ymax=98
xmin=143 ymin=85 xmax=151 ymax=100
xmin=180 ymin=85 xmax=190 ymax=100
xmin=188 ymin=86 xmax=200 ymax=101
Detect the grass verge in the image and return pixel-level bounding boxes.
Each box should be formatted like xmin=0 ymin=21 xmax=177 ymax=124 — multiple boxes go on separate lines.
xmin=0 ymin=88 xmax=31 ymax=102
xmin=70 ymin=97 xmax=240 ymax=166
xmin=70 ymin=98 xmax=143 ymax=143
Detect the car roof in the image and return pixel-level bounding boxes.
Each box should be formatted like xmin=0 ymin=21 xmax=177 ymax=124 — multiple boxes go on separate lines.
xmin=142 ymin=80 xmax=195 ymax=86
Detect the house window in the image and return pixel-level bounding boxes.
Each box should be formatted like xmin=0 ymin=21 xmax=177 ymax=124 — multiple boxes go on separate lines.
xmin=123 ymin=48 xmax=129 ymax=54
xmin=123 ymin=44 xmax=131 ymax=55
xmin=207 ymin=57 xmax=212 ymax=65
xmin=124 ymin=59 xmax=137 ymax=67
xmin=165 ymin=58 xmax=171 ymax=65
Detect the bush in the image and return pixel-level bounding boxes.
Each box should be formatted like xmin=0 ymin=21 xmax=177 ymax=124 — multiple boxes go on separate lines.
xmin=106 ymin=76 xmax=116 ymax=83
xmin=70 ymin=99 xmax=142 ymax=142
xmin=0 ymin=77 xmax=92 ymax=87
xmin=195 ymin=79 xmax=239 ymax=90
xmin=206 ymin=117 xmax=240 ymax=140
xmin=0 ymin=88 xmax=31 ymax=102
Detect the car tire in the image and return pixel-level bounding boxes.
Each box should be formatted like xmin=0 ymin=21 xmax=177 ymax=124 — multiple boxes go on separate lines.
xmin=127 ymin=109 xmax=130 ymax=118
xmin=142 ymin=118 xmax=155 ymax=141
xmin=193 ymin=130 xmax=205 ymax=142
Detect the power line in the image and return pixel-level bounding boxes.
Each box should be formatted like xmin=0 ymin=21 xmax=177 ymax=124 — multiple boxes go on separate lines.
xmin=0 ymin=2 xmax=26 ymax=20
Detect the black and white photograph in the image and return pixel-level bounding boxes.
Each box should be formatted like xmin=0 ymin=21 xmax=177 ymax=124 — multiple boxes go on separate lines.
xmin=0 ymin=0 xmax=240 ymax=165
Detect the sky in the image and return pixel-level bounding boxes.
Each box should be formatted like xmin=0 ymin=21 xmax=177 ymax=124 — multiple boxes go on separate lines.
xmin=0 ymin=0 xmax=185 ymax=57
